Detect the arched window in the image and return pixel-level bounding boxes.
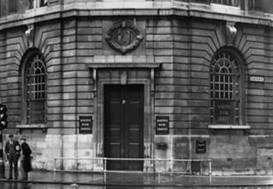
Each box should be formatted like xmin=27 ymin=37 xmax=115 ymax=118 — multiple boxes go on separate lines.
xmin=23 ymin=51 xmax=46 ymax=124
xmin=210 ymin=49 xmax=244 ymax=125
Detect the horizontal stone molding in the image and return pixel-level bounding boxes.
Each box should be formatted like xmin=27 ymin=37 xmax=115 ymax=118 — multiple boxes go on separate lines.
xmin=16 ymin=124 xmax=47 ymax=129
xmin=89 ymin=55 xmax=160 ymax=69
xmin=89 ymin=63 xmax=161 ymax=69
xmin=93 ymin=55 xmax=156 ymax=64
xmin=16 ymin=124 xmax=47 ymax=133
xmin=1 ymin=2 xmax=273 ymax=30
xmin=208 ymin=125 xmax=251 ymax=130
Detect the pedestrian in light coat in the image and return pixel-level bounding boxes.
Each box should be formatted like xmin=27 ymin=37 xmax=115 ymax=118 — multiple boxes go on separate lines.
xmin=5 ymin=134 xmax=21 ymax=180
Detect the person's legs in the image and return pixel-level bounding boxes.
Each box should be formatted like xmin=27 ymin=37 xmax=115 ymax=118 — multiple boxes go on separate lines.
xmin=13 ymin=158 xmax=18 ymax=179
xmin=8 ymin=158 xmax=13 ymax=179
xmin=20 ymin=160 xmax=27 ymax=180
xmin=25 ymin=171 xmax=28 ymax=180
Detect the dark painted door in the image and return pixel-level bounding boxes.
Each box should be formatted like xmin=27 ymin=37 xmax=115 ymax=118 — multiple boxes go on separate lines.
xmin=104 ymin=85 xmax=144 ymax=170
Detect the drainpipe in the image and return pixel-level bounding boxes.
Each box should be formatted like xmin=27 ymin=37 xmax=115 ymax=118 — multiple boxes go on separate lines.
xmin=187 ymin=16 xmax=193 ymax=173
xmin=0 ymin=129 xmax=4 ymax=178
xmin=75 ymin=15 xmax=79 ymax=171
xmin=60 ymin=0 xmax=64 ymax=170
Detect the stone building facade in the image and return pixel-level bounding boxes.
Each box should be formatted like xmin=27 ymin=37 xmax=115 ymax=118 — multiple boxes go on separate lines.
xmin=0 ymin=0 xmax=273 ymax=175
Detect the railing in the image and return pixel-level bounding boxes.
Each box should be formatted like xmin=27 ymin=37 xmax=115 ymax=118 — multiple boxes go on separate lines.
xmin=52 ymin=157 xmax=212 ymax=185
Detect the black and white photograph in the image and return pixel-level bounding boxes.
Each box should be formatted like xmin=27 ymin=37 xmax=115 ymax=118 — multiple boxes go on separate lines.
xmin=0 ymin=0 xmax=273 ymax=188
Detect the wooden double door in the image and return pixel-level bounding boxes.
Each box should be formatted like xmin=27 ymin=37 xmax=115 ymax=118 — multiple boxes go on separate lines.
xmin=104 ymin=85 xmax=144 ymax=171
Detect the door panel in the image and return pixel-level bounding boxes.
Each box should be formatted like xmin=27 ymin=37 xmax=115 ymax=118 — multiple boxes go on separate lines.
xmin=104 ymin=86 xmax=123 ymax=169
xmin=104 ymin=85 xmax=144 ymax=170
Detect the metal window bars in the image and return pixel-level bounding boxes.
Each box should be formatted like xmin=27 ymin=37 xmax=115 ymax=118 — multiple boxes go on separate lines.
xmin=210 ymin=51 xmax=240 ymax=124
xmin=25 ymin=54 xmax=46 ymax=124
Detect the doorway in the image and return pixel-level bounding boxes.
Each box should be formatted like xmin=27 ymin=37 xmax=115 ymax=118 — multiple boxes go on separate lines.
xmin=104 ymin=85 xmax=144 ymax=170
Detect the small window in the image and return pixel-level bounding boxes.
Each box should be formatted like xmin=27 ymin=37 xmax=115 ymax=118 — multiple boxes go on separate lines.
xmin=28 ymin=0 xmax=34 ymax=9
xmin=211 ymin=0 xmax=239 ymax=6
xmin=40 ymin=0 xmax=48 ymax=7
xmin=28 ymin=0 xmax=48 ymax=9
xmin=210 ymin=50 xmax=243 ymax=125
xmin=24 ymin=53 xmax=46 ymax=124
xmin=9 ymin=0 xmax=17 ymax=13
xmin=249 ymin=0 xmax=255 ymax=9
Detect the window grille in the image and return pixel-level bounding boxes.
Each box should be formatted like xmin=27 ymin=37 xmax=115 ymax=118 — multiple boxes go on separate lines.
xmin=210 ymin=51 xmax=241 ymax=124
xmin=25 ymin=54 xmax=46 ymax=124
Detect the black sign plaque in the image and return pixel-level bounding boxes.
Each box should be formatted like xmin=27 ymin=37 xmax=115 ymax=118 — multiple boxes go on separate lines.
xmin=79 ymin=116 xmax=93 ymax=134
xmin=156 ymin=116 xmax=169 ymax=135
xmin=196 ymin=140 xmax=206 ymax=154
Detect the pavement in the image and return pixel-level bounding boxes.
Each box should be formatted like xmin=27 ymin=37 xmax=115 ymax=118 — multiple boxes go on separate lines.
xmin=1 ymin=170 xmax=273 ymax=187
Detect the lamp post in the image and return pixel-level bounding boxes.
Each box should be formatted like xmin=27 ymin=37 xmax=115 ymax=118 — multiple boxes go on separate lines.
xmin=0 ymin=104 xmax=8 ymax=178
xmin=0 ymin=130 xmax=4 ymax=178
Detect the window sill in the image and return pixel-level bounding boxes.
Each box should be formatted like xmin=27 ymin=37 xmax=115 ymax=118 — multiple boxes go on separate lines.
xmin=16 ymin=124 xmax=47 ymax=133
xmin=208 ymin=125 xmax=251 ymax=130
xmin=210 ymin=3 xmax=240 ymax=8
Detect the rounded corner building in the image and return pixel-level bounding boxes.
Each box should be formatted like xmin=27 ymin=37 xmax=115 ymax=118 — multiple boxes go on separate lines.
xmin=0 ymin=0 xmax=273 ymax=175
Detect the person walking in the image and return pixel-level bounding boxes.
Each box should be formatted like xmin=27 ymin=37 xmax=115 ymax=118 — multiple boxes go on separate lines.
xmin=20 ymin=137 xmax=32 ymax=180
xmin=5 ymin=134 xmax=21 ymax=180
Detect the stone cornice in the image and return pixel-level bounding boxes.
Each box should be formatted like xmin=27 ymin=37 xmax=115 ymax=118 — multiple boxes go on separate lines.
xmin=0 ymin=2 xmax=273 ymax=30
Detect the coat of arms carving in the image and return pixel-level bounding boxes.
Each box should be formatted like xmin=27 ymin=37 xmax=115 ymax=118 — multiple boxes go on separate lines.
xmin=105 ymin=20 xmax=143 ymax=54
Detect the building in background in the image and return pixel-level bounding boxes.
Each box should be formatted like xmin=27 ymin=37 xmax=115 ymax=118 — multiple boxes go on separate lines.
xmin=0 ymin=0 xmax=273 ymax=175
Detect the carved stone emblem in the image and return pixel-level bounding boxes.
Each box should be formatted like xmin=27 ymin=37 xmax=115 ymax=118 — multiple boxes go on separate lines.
xmin=106 ymin=20 xmax=143 ymax=54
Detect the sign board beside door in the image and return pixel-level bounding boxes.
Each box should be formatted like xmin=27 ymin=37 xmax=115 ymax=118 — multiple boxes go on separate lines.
xmin=79 ymin=116 xmax=93 ymax=134
xmin=156 ymin=116 xmax=169 ymax=135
